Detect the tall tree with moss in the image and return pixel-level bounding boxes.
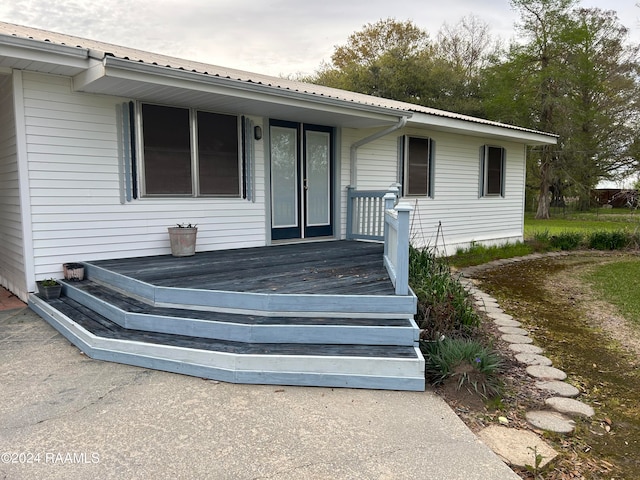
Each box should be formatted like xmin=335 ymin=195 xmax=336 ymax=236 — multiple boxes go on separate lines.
xmin=484 ymin=0 xmax=640 ymax=217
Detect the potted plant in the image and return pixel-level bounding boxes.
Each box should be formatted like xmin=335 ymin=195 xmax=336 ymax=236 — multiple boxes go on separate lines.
xmin=168 ymin=223 xmax=198 ymax=257
xmin=37 ymin=278 xmax=62 ymax=299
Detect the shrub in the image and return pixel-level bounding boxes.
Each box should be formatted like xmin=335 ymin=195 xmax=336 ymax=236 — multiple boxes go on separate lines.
xmin=422 ymin=337 xmax=503 ymax=398
xmin=409 ymin=246 xmax=479 ymax=340
xmin=549 ymin=231 xmax=583 ymax=250
xmin=588 ymin=230 xmax=628 ymax=250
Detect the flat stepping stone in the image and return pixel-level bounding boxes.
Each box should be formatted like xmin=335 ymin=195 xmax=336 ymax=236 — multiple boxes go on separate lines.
xmin=502 ymin=334 xmax=533 ymax=344
xmin=526 ymin=410 xmax=576 ymax=433
xmin=509 ymin=343 xmax=543 ymax=354
xmin=498 ymin=326 xmax=529 ymax=336
xmin=488 ymin=312 xmax=515 ymax=322
xmin=546 ymin=397 xmax=594 ymax=417
xmin=494 ymin=318 xmax=522 ymax=327
xmin=535 ymin=381 xmax=580 ymax=397
xmin=482 ymin=305 xmax=504 ymax=314
xmin=477 ymin=426 xmax=558 ymax=469
xmin=515 ymin=353 xmax=552 ymax=366
xmin=527 ymin=365 xmax=567 ymax=380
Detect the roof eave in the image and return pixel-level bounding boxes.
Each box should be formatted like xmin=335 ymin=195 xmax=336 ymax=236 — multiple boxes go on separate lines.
xmin=77 ymin=56 xmax=413 ymax=123
xmin=408 ymin=112 xmax=558 ymax=145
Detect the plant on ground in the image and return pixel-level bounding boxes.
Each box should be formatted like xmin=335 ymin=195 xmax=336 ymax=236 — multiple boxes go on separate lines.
xmin=451 ymin=241 xmax=534 ymax=268
xmin=422 ymin=337 xmax=502 ymax=399
xmin=549 ymin=231 xmax=584 ymax=250
xmin=588 ymin=230 xmax=628 ymax=250
xmin=40 ymin=278 xmax=60 ymax=287
xmin=409 ymin=246 xmax=479 ymax=340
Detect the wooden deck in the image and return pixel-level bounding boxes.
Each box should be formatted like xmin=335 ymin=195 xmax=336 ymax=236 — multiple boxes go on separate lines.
xmin=29 ymin=240 xmax=425 ymax=391
xmin=89 ymin=240 xmax=395 ymax=296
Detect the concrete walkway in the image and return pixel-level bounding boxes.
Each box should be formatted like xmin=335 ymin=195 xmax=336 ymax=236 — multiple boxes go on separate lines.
xmin=0 ymin=298 xmax=518 ymax=480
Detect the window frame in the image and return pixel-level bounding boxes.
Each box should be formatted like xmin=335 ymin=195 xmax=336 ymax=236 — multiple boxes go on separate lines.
xmin=137 ymin=102 xmax=243 ymax=198
xmin=402 ymin=135 xmax=434 ymax=198
xmin=480 ymin=145 xmax=505 ymax=197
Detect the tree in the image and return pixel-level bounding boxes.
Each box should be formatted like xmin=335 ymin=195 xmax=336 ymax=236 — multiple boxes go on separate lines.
xmin=309 ymin=17 xmax=498 ymax=117
xmin=310 ymin=19 xmax=431 ymax=104
xmin=484 ymin=0 xmax=640 ymax=217
xmin=558 ymin=8 xmax=640 ymax=209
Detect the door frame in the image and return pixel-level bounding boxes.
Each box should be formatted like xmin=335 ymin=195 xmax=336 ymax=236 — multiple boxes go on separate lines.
xmin=268 ymin=119 xmax=334 ymax=241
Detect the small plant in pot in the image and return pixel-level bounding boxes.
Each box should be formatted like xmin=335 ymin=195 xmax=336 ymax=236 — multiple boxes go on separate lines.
xmin=168 ymin=223 xmax=198 ymax=257
xmin=37 ymin=278 xmax=62 ymax=300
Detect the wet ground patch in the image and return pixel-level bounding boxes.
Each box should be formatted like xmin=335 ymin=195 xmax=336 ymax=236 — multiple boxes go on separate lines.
xmin=475 ymin=254 xmax=640 ymax=478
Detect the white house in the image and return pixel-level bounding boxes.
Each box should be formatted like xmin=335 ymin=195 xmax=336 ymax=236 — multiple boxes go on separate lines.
xmin=0 ymin=22 xmax=557 ymax=390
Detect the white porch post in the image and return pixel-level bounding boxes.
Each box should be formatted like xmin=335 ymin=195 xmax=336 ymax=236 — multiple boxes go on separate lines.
xmin=393 ymin=202 xmax=413 ymax=296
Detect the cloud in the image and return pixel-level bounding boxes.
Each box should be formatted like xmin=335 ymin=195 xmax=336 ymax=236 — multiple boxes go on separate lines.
xmin=1 ymin=0 xmax=637 ymax=77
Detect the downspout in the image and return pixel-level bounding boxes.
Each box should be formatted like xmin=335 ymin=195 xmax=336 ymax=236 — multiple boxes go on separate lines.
xmin=349 ymin=115 xmax=409 ymax=187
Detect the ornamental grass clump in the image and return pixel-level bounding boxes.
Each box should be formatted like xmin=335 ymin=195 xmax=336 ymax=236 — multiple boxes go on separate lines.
xmin=588 ymin=230 xmax=628 ymax=250
xmin=409 ymin=246 xmax=479 ymax=340
xmin=423 ymin=337 xmax=503 ymax=399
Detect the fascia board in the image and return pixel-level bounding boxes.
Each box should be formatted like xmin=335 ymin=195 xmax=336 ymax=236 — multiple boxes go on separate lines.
xmin=0 ymin=34 xmax=89 ymax=67
xmin=408 ymin=112 xmax=557 ymax=145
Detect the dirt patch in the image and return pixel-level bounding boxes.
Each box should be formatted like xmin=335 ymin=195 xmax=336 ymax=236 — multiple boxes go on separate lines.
xmin=546 ymin=256 xmax=640 ymax=357
xmin=443 ymin=252 xmax=640 ymax=479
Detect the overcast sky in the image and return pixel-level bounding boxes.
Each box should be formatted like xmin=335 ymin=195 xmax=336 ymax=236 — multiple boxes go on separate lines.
xmin=0 ymin=0 xmax=639 ymax=77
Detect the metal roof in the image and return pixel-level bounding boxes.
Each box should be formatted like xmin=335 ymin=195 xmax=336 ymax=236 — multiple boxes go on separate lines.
xmin=0 ymin=21 xmax=557 ymax=140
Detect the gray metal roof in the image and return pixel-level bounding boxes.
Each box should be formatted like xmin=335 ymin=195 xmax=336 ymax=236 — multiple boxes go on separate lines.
xmin=0 ymin=21 xmax=557 ymax=140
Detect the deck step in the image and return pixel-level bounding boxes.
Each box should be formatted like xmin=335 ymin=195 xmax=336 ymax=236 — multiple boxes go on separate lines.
xmin=61 ymin=280 xmax=419 ymax=346
xmin=83 ymin=261 xmax=417 ymax=317
xmin=30 ymin=295 xmax=426 ymax=392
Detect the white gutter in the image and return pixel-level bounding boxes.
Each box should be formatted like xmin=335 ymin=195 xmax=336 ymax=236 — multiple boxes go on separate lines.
xmin=350 ymin=116 xmax=409 ymax=186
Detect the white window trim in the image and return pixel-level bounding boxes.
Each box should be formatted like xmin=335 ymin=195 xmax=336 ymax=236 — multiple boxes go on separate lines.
xmin=403 ymin=135 xmax=434 ymax=198
xmin=481 ymin=144 xmax=505 ymax=198
xmin=136 ymin=101 xmax=243 ymax=198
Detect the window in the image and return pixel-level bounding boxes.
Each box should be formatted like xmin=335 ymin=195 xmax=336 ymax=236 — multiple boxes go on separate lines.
xmin=403 ymin=136 xmax=434 ymax=197
xmin=140 ymin=103 xmax=240 ymax=197
xmin=481 ymin=145 xmax=505 ymax=196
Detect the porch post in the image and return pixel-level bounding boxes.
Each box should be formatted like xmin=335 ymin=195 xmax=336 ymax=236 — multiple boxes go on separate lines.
xmin=394 ymin=202 xmax=413 ymax=296
xmin=383 ymin=189 xmax=398 ymax=259
xmin=346 ymin=185 xmax=355 ymax=240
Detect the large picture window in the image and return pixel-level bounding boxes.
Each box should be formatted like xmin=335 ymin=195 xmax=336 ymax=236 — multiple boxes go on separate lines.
xmin=140 ymin=103 xmax=240 ymax=197
xmin=403 ymin=136 xmax=434 ymax=197
xmin=480 ymin=145 xmax=505 ymax=197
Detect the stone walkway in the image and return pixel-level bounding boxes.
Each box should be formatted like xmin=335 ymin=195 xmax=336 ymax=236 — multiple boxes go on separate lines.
xmin=459 ymin=252 xmax=595 ymax=469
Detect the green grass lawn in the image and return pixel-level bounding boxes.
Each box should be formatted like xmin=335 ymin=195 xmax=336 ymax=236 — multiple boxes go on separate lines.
xmin=584 ymin=259 xmax=640 ymax=325
xmin=524 ymin=210 xmax=640 ymax=239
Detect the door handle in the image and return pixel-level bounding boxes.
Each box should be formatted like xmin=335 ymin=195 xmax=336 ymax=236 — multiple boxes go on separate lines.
xmin=303 ymin=178 xmax=309 ymax=190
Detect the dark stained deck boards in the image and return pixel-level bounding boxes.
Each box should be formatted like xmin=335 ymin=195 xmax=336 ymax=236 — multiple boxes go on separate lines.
xmin=90 ymin=241 xmax=395 ymax=296
xmin=46 ymin=297 xmax=419 ymax=358
xmin=69 ymin=280 xmax=412 ymax=327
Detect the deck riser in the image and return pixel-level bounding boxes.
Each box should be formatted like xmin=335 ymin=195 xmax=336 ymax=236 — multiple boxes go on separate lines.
xmin=30 ymin=297 xmax=425 ymax=392
xmin=84 ymin=263 xmax=417 ymax=317
xmin=62 ymin=282 xmax=419 ymax=346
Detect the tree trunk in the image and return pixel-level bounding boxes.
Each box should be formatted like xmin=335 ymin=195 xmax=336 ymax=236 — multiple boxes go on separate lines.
xmin=535 ymin=152 xmax=552 ymax=219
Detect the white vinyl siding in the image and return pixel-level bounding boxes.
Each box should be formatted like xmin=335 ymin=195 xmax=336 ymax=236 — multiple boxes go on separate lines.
xmin=20 ymin=72 xmax=266 ymax=282
xmin=0 ymin=74 xmax=28 ymax=299
xmin=345 ymin=126 xmax=526 ymax=251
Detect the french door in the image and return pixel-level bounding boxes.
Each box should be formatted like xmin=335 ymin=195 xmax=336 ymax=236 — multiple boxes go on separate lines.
xmin=270 ymin=120 xmax=333 ymax=241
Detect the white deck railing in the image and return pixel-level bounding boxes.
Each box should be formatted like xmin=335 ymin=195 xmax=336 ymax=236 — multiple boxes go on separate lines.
xmin=345 ymin=186 xmax=412 ymax=296
xmin=346 ymin=186 xmax=389 ymax=241
xmin=383 ymin=194 xmax=413 ymax=296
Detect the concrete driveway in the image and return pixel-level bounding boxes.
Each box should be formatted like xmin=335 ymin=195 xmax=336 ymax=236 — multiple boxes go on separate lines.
xmin=0 ymin=303 xmax=518 ymax=480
